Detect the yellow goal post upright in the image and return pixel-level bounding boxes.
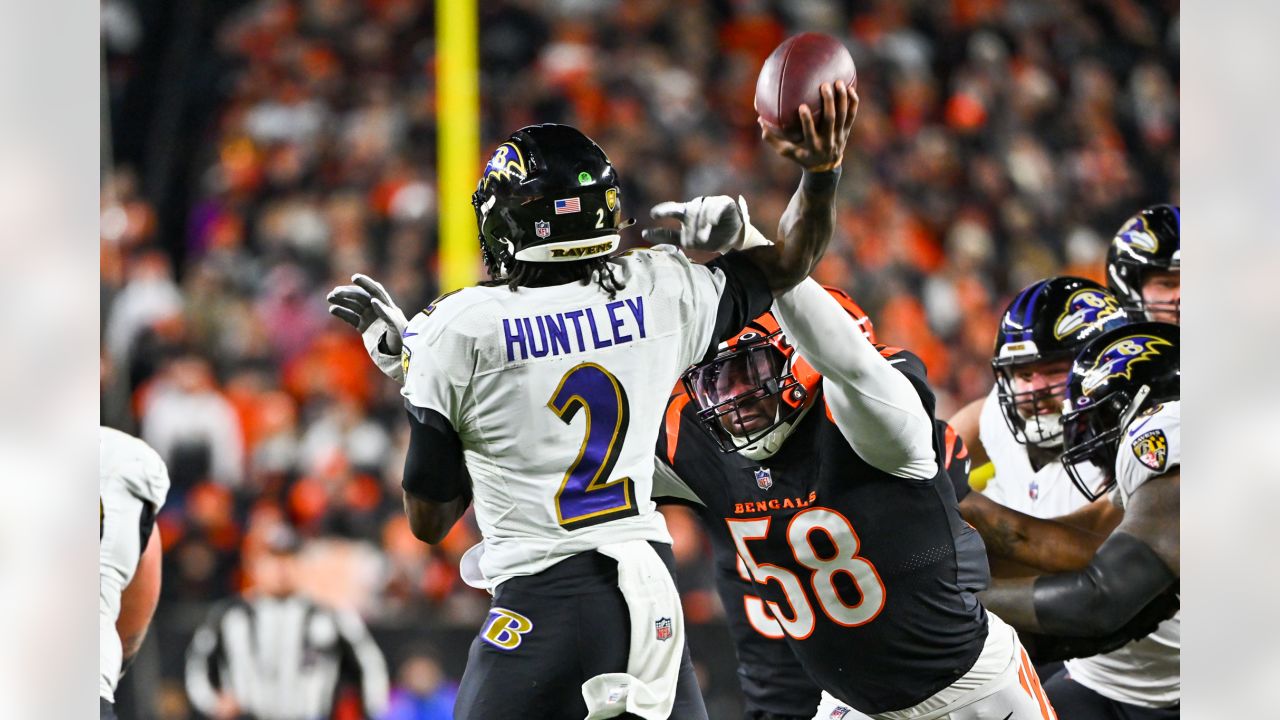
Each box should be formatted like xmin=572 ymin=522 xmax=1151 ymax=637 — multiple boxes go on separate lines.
xmin=436 ymin=0 xmax=481 ymax=292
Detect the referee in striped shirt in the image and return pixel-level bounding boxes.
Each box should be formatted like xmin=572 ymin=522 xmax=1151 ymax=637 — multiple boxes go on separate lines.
xmin=185 ymin=528 xmax=389 ymax=719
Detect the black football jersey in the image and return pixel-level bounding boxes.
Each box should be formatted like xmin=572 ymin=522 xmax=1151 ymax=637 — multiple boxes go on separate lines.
xmin=656 ymin=348 xmax=991 ymax=714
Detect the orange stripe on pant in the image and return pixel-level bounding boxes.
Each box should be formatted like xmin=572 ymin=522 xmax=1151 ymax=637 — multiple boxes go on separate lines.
xmin=1018 ymin=646 xmax=1057 ymax=720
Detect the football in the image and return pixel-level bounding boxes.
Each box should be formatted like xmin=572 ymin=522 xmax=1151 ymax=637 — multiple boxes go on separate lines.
xmin=754 ymin=32 xmax=857 ymax=139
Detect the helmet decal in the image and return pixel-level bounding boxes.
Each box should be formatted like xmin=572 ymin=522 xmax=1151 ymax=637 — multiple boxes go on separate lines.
xmin=1116 ymin=214 xmax=1160 ymax=254
xmin=1081 ymin=334 xmax=1173 ymax=396
xmin=481 ymin=142 xmax=529 ymax=190
xmin=1053 ymin=288 xmax=1123 ymax=340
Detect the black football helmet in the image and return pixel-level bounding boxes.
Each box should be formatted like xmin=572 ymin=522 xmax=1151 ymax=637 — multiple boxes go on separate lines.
xmin=1106 ymin=204 xmax=1180 ymax=322
xmin=472 ymin=124 xmax=631 ymax=278
xmin=992 ymin=276 xmax=1130 ymax=449
xmin=1060 ymin=322 xmax=1180 ymax=501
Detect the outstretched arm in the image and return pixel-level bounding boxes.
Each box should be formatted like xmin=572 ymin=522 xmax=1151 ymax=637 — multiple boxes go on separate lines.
xmin=959 ymin=492 xmax=1111 ymax=574
xmin=772 ymin=279 xmax=937 ymax=479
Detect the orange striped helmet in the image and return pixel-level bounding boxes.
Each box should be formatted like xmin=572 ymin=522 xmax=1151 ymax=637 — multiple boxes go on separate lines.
xmin=682 ymin=286 xmax=875 ymax=452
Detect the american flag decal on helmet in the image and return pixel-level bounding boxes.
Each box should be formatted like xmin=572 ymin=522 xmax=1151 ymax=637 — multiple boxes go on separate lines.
xmin=554 ymin=197 xmax=581 ymax=214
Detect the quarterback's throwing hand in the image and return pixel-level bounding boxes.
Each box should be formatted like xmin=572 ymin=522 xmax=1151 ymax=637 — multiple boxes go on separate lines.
xmin=760 ymin=80 xmax=859 ymax=172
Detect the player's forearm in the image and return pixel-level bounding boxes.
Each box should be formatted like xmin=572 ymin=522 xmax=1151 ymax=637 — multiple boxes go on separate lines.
xmin=742 ymin=168 xmax=840 ymax=294
xmin=1054 ymin=495 xmax=1124 ymax=536
xmin=772 ymin=279 xmax=935 ymax=478
xmin=962 ymin=493 xmax=1106 ymax=574
xmin=403 ymin=491 xmax=470 ymax=544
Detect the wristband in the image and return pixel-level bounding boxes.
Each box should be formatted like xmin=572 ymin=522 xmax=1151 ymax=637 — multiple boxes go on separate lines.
xmin=801 ymin=167 xmax=841 ymax=194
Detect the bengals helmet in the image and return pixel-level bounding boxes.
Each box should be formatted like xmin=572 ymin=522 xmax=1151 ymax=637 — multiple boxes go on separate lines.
xmin=1106 ymin=204 xmax=1180 ymax=322
xmin=682 ymin=286 xmax=874 ymax=458
xmin=472 ymin=124 xmax=630 ymax=277
xmin=1060 ymin=322 xmax=1180 ymax=501
xmin=992 ymin=277 xmax=1130 ymax=449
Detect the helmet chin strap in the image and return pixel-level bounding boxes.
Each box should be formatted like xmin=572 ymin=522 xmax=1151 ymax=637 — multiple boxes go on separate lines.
xmin=738 ymin=400 xmax=816 ymax=461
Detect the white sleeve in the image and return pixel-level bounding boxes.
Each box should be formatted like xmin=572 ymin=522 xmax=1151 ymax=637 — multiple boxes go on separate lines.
xmin=772 ymin=279 xmax=938 ymax=479
xmin=400 ymin=311 xmax=471 ymax=426
xmin=1116 ymin=401 xmax=1181 ymax=506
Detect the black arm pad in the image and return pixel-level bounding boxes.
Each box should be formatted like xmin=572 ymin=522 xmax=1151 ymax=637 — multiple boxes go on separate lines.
xmin=402 ymin=404 xmax=471 ymax=502
xmin=1021 ymin=583 xmax=1179 ymax=663
xmin=1032 ymin=531 xmax=1177 ymax=637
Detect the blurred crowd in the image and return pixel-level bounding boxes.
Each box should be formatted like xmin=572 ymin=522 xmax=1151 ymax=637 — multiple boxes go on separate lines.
xmin=101 ymin=0 xmax=1177 ymax=713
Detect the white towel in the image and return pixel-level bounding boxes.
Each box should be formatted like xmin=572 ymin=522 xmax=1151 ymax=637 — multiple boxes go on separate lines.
xmin=458 ymin=541 xmax=491 ymax=591
xmin=581 ymin=540 xmax=684 ymax=720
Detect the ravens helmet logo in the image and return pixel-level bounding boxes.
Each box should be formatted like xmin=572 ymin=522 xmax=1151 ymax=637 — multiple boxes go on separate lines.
xmin=1054 ymin=288 xmax=1122 ymax=340
xmin=1081 ymin=334 xmax=1173 ymax=396
xmin=480 ymin=142 xmax=529 ymax=190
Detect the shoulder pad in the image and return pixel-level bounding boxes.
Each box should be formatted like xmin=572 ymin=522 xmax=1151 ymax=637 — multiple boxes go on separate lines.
xmin=1123 ymin=401 xmax=1180 ymax=475
xmin=662 ymin=385 xmax=693 ymax=466
xmin=875 ymin=345 xmax=928 ymax=378
xmin=1115 ymin=400 xmax=1180 ymax=499
xmin=100 ymin=427 xmax=171 ymax=508
xmin=404 ymin=287 xmax=491 ymax=343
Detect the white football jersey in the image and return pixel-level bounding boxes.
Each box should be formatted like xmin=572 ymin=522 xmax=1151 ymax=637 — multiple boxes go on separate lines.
xmin=977 ymin=387 xmax=1095 ymax=518
xmin=100 ymin=427 xmax=171 ymax=702
xmin=401 ymin=246 xmax=742 ymax=588
xmin=1066 ymin=400 xmax=1180 ymax=708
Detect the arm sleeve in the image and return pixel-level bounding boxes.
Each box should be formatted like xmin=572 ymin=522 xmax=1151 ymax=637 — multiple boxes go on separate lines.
xmin=772 ymin=279 xmax=938 ymax=479
xmin=184 ymin=610 xmax=224 ymax=716
xmin=334 ymin=610 xmax=390 ymax=718
xmin=400 ymin=313 xmax=470 ymax=426
xmin=1020 ymin=584 xmax=1180 ymax=663
xmin=402 ymin=405 xmax=471 ymax=503
xmin=1031 ymin=531 xmax=1178 ymax=637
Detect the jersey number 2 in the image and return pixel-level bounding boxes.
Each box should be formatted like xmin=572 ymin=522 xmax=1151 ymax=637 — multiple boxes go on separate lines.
xmin=549 ymin=363 xmax=638 ymax=530
xmin=729 ymin=507 xmax=886 ymax=639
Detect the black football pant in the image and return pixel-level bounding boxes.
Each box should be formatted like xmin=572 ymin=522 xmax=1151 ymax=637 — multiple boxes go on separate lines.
xmin=1044 ymin=668 xmax=1179 ymax=719
xmin=100 ymin=698 xmax=117 ymax=720
xmin=453 ymin=541 xmax=708 ymax=720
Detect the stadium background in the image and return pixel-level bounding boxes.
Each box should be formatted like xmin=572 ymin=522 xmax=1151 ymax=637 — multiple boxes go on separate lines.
xmin=100 ymin=0 xmax=1178 ymax=717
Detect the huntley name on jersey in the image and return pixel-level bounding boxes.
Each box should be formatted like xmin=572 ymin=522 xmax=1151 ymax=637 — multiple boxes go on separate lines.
xmin=502 ymin=296 xmax=648 ymax=361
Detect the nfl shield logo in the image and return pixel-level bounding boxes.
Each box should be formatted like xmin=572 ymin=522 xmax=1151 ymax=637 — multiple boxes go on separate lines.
xmin=654 ymin=617 xmax=673 ymax=641
xmin=754 ymin=467 xmax=773 ymax=491
xmin=829 ymin=707 xmax=851 ymax=719
xmin=534 ymin=220 xmax=551 ymax=238
xmin=1028 ymin=479 xmax=1039 ymax=500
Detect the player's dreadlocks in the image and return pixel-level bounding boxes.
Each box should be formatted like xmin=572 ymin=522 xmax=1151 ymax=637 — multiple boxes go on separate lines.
xmin=481 ymin=256 xmax=626 ymax=300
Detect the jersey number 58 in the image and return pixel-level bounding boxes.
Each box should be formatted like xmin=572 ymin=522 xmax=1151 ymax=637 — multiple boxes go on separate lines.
xmin=729 ymin=508 xmax=886 ymax=639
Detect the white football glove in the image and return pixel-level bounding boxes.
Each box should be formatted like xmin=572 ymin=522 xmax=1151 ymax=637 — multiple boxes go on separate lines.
xmin=326 ymin=273 xmax=409 ymax=384
xmin=642 ymin=195 xmax=772 ymax=253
